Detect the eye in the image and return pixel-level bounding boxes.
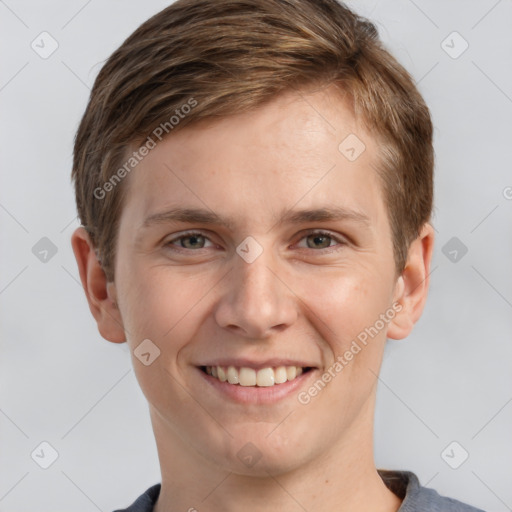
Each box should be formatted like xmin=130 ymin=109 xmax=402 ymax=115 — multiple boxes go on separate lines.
xmin=296 ymin=230 xmax=346 ymax=250
xmin=166 ymin=232 xmax=214 ymax=250
xmin=164 ymin=229 xmax=346 ymax=253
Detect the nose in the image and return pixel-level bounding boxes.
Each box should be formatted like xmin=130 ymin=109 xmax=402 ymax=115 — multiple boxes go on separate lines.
xmin=213 ymin=246 xmax=298 ymax=339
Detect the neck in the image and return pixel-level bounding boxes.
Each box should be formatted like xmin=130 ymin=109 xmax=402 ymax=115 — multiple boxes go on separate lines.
xmin=151 ymin=396 xmax=402 ymax=512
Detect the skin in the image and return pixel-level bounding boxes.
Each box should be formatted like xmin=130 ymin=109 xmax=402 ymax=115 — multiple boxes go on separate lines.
xmin=72 ymin=83 xmax=434 ymax=512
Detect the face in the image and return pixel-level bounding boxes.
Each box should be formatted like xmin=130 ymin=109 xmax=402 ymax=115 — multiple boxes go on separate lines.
xmin=109 ymin=85 xmax=408 ymax=475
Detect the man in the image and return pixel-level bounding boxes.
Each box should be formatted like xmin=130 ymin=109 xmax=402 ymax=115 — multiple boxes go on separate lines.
xmin=71 ymin=0 xmax=484 ymax=510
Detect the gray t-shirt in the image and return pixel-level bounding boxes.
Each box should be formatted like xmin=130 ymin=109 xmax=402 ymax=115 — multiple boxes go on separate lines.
xmin=113 ymin=470 xmax=485 ymax=511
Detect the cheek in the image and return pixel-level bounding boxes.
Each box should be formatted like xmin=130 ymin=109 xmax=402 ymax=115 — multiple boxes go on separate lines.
xmin=118 ymin=264 xmax=211 ymax=348
xmin=301 ymin=270 xmax=390 ymax=422
xmin=117 ymin=266 xmax=210 ymax=403
xmin=298 ymin=266 xmax=386 ymax=353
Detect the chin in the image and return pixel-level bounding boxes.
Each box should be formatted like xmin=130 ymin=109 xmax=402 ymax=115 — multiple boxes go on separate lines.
xmin=211 ymin=423 xmax=313 ymax=477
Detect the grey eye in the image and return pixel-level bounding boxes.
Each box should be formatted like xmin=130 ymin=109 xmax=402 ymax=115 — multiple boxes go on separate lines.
xmin=305 ymin=234 xmax=332 ymax=249
xmin=179 ymin=234 xmax=206 ymax=249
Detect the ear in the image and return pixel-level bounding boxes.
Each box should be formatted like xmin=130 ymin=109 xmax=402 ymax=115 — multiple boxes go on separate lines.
xmin=387 ymin=222 xmax=435 ymax=340
xmin=71 ymin=227 xmax=126 ymax=343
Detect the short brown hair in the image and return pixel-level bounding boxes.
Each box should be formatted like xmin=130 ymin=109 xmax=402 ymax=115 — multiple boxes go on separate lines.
xmin=72 ymin=0 xmax=434 ymax=282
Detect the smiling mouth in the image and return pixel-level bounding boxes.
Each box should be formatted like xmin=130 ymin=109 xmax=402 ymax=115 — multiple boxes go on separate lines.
xmin=200 ymin=365 xmax=313 ymax=387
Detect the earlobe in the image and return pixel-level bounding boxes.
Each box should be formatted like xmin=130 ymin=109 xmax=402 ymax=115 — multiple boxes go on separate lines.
xmin=387 ymin=223 xmax=435 ymax=340
xmin=71 ymin=227 xmax=126 ymax=343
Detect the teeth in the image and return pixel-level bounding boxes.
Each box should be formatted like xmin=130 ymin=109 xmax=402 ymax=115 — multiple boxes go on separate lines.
xmin=286 ymin=366 xmax=297 ymax=380
xmin=204 ymin=365 xmax=306 ymax=387
xmin=239 ymin=367 xmax=256 ymax=386
xmin=256 ymin=368 xmax=274 ymax=387
xmin=274 ymin=366 xmax=288 ymax=384
xmin=217 ymin=366 xmax=227 ymax=382
xmin=227 ymin=366 xmax=239 ymax=384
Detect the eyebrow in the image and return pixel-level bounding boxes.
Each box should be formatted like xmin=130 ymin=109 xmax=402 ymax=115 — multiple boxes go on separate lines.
xmin=142 ymin=206 xmax=371 ymax=230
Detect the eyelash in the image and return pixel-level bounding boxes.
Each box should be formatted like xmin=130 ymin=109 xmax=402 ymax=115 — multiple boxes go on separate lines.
xmin=165 ymin=229 xmax=347 ymax=253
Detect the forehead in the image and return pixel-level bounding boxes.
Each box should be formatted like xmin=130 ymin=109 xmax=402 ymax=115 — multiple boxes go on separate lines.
xmin=120 ymin=84 xmax=387 ymax=234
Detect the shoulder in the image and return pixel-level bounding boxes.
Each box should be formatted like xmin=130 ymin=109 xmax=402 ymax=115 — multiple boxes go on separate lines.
xmin=112 ymin=483 xmax=161 ymax=512
xmin=378 ymin=469 xmax=486 ymax=512
xmin=114 ymin=473 xmax=486 ymax=512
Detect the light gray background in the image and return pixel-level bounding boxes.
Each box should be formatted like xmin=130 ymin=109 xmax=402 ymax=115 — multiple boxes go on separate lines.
xmin=1 ymin=0 xmax=511 ymax=511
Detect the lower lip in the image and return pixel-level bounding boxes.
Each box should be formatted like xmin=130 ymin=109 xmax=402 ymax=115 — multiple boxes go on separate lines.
xmin=197 ymin=367 xmax=317 ymax=404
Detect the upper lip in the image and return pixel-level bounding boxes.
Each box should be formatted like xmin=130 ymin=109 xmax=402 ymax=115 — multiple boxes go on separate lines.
xmin=197 ymin=358 xmax=317 ymax=370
